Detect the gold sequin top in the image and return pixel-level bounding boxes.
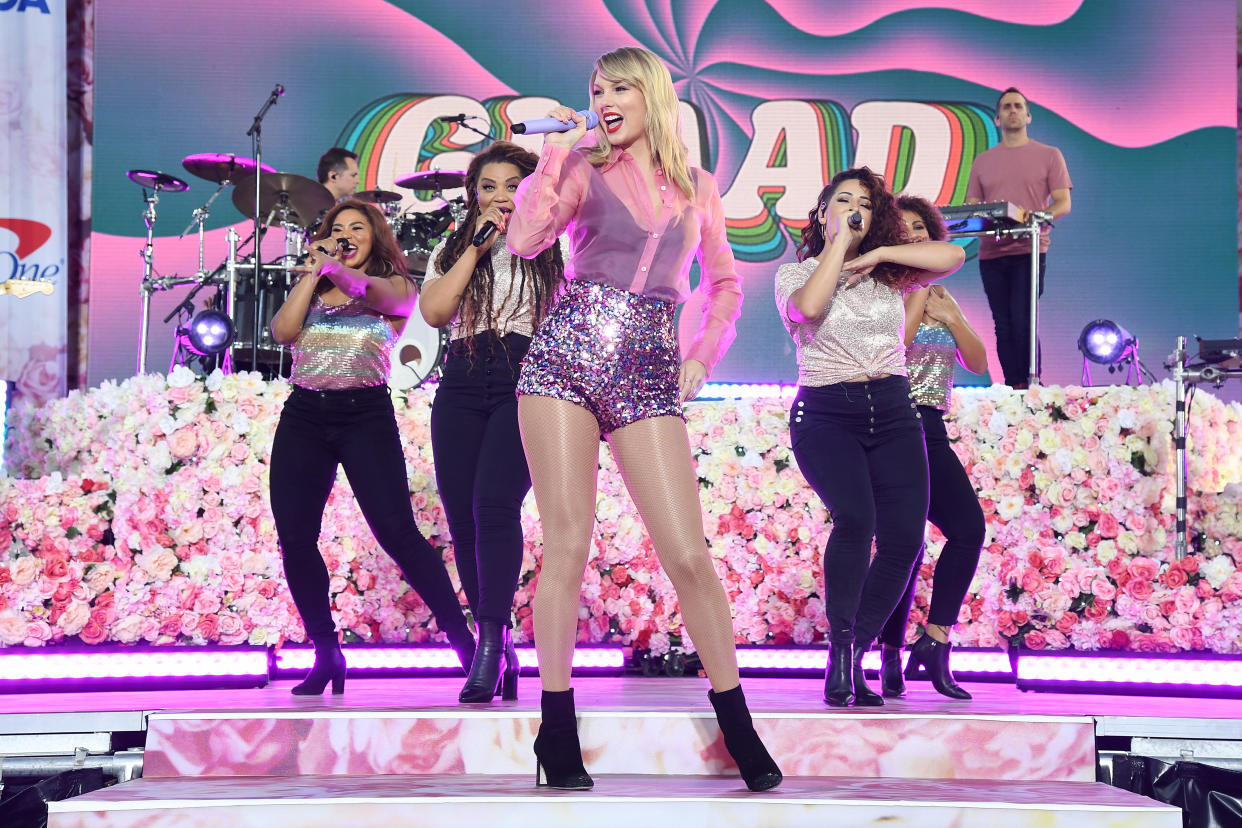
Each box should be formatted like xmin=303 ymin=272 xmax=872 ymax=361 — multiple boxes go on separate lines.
xmin=423 ymin=235 xmax=570 ymax=341
xmin=774 ymin=258 xmax=908 ymax=387
xmin=906 ymin=321 xmax=957 ymax=411
xmin=289 ymin=294 xmax=398 ymax=390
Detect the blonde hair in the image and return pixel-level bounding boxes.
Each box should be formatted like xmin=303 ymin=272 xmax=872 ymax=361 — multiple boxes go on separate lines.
xmin=586 ymin=46 xmax=695 ymax=201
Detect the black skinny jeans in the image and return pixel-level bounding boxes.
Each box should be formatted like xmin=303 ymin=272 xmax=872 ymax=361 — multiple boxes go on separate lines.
xmin=879 ymin=405 xmax=986 ymax=648
xmin=269 ymin=384 xmax=469 ymax=644
xmin=790 ymin=375 xmax=929 ymax=649
xmin=429 ymin=332 xmax=532 ymax=627
xmin=979 ymin=252 xmax=1046 ymax=386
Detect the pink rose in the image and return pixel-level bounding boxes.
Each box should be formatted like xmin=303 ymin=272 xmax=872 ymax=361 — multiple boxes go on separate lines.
xmin=57 ymin=601 xmax=91 ymax=636
xmin=1127 ymin=557 xmax=1159 ymax=582
xmin=1090 ymin=577 xmax=1116 ymax=601
xmin=1023 ymin=630 xmax=1047 ymax=650
xmin=168 ymin=427 xmax=198 ymax=459
xmin=1125 ymin=578 xmax=1154 ymax=602
xmin=1096 ymin=513 xmax=1121 ymax=539
xmin=79 ymin=618 xmax=107 ymax=645
xmin=10 ymin=557 xmax=39 ymax=586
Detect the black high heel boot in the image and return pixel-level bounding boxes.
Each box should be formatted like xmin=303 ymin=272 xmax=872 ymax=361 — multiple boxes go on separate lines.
xmin=708 ymin=685 xmax=783 ymax=792
xmin=459 ymin=621 xmax=518 ymax=703
xmin=852 ymin=644 xmax=884 ymax=707
xmin=823 ymin=637 xmax=854 ymax=707
xmin=880 ymin=646 xmax=906 ymax=698
xmin=533 ymin=689 xmax=593 ymax=789
xmin=903 ymin=633 xmax=972 ymax=700
xmin=291 ymin=637 xmax=346 ymax=696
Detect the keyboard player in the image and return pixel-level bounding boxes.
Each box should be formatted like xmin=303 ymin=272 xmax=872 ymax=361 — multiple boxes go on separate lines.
xmin=965 ymin=87 xmax=1072 ymax=388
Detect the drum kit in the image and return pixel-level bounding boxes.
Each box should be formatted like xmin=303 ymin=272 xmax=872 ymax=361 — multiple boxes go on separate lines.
xmin=129 ymin=156 xmax=466 ymax=387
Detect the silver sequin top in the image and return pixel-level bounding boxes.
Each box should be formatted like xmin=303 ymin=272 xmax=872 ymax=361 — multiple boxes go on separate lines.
xmin=906 ymin=322 xmax=957 ymax=411
xmin=775 ymin=258 xmax=908 ymax=387
xmin=289 ymin=294 xmax=398 ymax=390
xmin=423 ymin=235 xmax=571 ymax=341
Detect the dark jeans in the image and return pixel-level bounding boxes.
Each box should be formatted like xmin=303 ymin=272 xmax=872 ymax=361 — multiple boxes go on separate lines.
xmin=430 ymin=332 xmax=532 ymax=626
xmin=980 ymin=252 xmax=1046 ymax=386
xmin=880 ymin=406 xmax=986 ymax=647
xmin=789 ymin=375 xmax=929 ymax=648
xmin=269 ymin=384 xmax=469 ymax=644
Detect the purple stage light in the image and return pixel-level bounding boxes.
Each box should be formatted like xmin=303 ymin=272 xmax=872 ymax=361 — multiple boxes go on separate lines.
xmin=698 ymin=382 xmax=798 ymax=400
xmin=182 ymin=309 xmax=234 ymax=356
xmin=1077 ymin=319 xmax=1134 ymax=365
xmin=273 ymin=645 xmax=626 ymax=677
xmin=0 ymin=647 xmax=270 ymax=694
xmin=1015 ymin=652 xmax=1242 ymax=698
xmin=0 ymin=380 xmax=7 ymax=475
xmin=733 ymin=646 xmax=1013 ymax=681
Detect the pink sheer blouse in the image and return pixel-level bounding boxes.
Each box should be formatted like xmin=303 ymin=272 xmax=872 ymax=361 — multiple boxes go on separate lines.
xmin=507 ymin=144 xmax=742 ymax=375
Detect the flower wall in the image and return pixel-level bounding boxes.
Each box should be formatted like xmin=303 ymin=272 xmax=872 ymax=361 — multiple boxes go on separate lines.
xmin=2 ymin=369 xmax=1241 ymax=654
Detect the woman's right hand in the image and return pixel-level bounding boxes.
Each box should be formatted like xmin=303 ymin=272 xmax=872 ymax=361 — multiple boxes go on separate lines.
xmin=472 ymin=204 xmax=510 ymax=252
xmin=543 ymin=105 xmax=589 ymax=149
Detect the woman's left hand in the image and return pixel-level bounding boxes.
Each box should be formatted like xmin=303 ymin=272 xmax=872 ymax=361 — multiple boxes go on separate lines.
xmin=923 ymin=284 xmax=963 ymax=325
xmin=842 ymin=246 xmax=888 ymax=284
xmin=291 ymin=238 xmax=343 ymax=278
xmin=679 ymin=358 xmax=707 ymax=402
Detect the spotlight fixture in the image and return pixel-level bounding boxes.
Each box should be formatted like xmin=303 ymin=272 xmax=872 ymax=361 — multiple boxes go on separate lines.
xmin=1078 ymin=319 xmax=1147 ymax=385
xmin=181 ymin=309 xmax=235 ymax=356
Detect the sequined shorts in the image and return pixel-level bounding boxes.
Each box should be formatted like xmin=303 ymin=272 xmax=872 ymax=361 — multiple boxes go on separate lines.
xmin=516 ymin=279 xmax=682 ymax=434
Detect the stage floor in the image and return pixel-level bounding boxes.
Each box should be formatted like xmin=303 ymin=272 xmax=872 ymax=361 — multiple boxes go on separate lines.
xmin=3 ymin=676 xmax=1239 ymax=740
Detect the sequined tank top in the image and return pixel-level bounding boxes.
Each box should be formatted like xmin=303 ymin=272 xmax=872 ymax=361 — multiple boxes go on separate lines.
xmin=906 ymin=322 xmax=957 ymax=410
xmin=289 ymin=294 xmax=398 ymax=390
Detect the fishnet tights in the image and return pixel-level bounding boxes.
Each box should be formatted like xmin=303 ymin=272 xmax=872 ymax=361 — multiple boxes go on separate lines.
xmin=518 ymin=396 xmax=740 ymax=692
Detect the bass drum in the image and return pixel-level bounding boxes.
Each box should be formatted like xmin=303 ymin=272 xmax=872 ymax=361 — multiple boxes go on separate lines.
xmin=390 ymin=294 xmax=450 ymax=390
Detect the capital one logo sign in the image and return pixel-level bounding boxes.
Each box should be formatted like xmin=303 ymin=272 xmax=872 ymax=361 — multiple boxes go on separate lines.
xmin=0 ymin=218 xmax=60 ymax=281
xmin=343 ymin=94 xmax=997 ymax=262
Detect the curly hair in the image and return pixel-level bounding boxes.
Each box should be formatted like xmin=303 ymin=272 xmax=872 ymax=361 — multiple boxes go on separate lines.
xmin=434 ymin=141 xmax=565 ymax=360
xmin=308 ymin=199 xmax=411 ymax=297
xmin=796 ymin=167 xmax=918 ymax=291
xmin=895 ymin=194 xmax=949 ymax=242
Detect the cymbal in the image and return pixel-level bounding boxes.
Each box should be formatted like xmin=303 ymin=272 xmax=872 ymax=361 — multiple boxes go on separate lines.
xmin=182 ymin=153 xmax=276 ymax=184
xmin=126 ymin=169 xmax=189 ymax=192
xmin=231 ymin=172 xmax=335 ymax=229
xmin=353 ymin=188 xmax=403 ymax=204
xmin=394 ymin=170 xmax=466 ymax=191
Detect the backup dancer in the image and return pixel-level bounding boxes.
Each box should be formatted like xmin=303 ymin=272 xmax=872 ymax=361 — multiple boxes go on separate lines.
xmin=421 ymin=141 xmax=567 ymax=704
xmin=877 ymin=194 xmax=987 ymax=700
xmin=269 ymin=198 xmax=474 ymax=695
xmin=508 ymin=46 xmax=782 ymax=791
xmin=775 ymin=169 xmax=964 ymax=707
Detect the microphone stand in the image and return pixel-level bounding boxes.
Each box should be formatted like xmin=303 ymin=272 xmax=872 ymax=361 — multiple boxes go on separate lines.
xmin=245 ymin=84 xmax=283 ymax=373
xmin=445 ymin=115 xmax=494 ymax=144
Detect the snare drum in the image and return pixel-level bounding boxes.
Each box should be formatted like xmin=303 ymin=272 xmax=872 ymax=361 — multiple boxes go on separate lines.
xmin=389 ymin=294 xmax=450 ymax=390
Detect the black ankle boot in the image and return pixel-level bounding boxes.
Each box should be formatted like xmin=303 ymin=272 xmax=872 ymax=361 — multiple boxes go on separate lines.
xmin=823 ymin=637 xmax=854 ymax=707
xmin=904 ymin=633 xmax=972 ymax=700
xmin=708 ymin=685 xmax=783 ymax=792
xmin=459 ymin=621 xmax=519 ymax=703
xmin=852 ymin=645 xmax=884 ymax=707
xmin=533 ymin=689 xmax=593 ymax=789
xmin=291 ymin=638 xmax=346 ymax=696
xmin=880 ymin=646 xmax=906 ymax=698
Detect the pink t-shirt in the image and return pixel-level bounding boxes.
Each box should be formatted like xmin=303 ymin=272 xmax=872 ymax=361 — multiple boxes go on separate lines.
xmin=507 ymin=144 xmax=742 ymax=375
xmin=965 ymin=139 xmax=1072 ymax=260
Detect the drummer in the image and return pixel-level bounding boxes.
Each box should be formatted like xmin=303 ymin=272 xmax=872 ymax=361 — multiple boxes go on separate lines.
xmin=317 ymin=148 xmax=360 ymax=202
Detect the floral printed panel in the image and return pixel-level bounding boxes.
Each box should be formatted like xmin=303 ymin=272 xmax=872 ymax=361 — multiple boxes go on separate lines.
xmin=142 ymin=710 xmax=1095 ymax=781
xmin=3 ymin=372 xmax=1241 ymax=654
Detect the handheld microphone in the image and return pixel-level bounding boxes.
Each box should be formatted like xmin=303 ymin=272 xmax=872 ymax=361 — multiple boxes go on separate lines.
xmin=511 ymin=110 xmax=600 ymax=135
xmin=438 ymin=114 xmax=469 ymax=123
xmin=472 ymin=210 xmax=511 ymax=247
xmin=847 ymin=212 xmax=864 ymax=230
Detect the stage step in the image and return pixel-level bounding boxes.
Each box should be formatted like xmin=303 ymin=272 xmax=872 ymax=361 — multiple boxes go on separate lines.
xmin=47 ymin=773 xmax=1181 ymax=827
xmin=143 ymin=680 xmax=1096 ymax=782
